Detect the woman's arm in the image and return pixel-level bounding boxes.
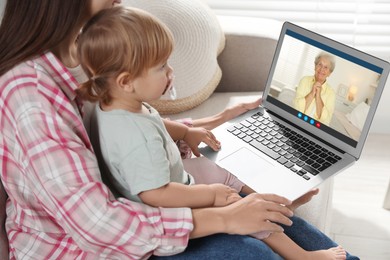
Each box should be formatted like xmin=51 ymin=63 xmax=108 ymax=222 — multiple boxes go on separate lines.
xmin=139 ymin=182 xmax=240 ymax=208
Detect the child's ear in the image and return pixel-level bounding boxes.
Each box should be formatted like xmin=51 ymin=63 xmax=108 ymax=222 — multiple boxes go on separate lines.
xmin=116 ymin=72 xmax=134 ymax=92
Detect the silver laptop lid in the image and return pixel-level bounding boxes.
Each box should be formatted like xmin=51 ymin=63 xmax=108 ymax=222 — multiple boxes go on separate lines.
xmin=262 ymin=22 xmax=390 ymax=159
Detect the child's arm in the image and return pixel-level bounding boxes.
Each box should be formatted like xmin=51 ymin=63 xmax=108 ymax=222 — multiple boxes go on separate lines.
xmin=192 ymin=98 xmax=262 ymax=130
xmin=163 ymin=118 xmax=188 ymax=141
xmin=183 ymin=127 xmax=221 ymax=157
xmin=163 ymin=119 xmax=221 ymax=156
xmin=138 ymin=183 xmax=240 ymax=208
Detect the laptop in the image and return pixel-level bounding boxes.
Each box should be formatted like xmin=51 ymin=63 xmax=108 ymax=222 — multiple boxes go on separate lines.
xmin=199 ymin=22 xmax=390 ymax=201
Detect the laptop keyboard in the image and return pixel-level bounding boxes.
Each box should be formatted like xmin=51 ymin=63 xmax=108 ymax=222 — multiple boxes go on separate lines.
xmin=227 ymin=111 xmax=341 ymax=180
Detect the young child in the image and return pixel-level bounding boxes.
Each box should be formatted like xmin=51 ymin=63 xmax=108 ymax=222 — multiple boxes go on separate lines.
xmin=77 ymin=6 xmax=346 ymax=260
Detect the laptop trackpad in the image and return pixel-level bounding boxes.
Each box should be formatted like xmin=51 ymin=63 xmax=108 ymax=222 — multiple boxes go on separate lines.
xmin=218 ymin=147 xmax=280 ymax=194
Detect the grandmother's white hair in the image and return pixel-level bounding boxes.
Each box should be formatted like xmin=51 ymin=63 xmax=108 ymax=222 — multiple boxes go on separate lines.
xmin=315 ymin=52 xmax=336 ymax=72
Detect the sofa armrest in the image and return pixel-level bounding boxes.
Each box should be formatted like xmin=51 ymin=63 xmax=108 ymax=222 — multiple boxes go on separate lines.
xmin=215 ymin=16 xmax=282 ymax=93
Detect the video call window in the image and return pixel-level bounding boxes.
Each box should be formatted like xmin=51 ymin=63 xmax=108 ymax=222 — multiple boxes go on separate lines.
xmin=269 ymin=30 xmax=382 ymax=145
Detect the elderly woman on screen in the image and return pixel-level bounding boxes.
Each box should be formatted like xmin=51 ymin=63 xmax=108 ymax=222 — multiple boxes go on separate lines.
xmin=294 ymin=52 xmax=336 ymax=125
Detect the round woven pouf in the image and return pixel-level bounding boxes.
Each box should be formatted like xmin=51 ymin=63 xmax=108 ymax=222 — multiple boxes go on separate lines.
xmin=123 ymin=0 xmax=225 ymax=114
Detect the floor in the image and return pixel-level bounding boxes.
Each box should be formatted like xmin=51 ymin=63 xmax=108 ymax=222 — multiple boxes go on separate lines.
xmin=330 ymin=133 xmax=390 ymax=260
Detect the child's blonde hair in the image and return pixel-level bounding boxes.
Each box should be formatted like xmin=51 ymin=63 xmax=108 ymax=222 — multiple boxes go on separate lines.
xmin=77 ymin=6 xmax=174 ymax=105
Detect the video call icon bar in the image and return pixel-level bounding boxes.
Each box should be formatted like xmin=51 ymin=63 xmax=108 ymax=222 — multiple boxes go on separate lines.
xmin=297 ymin=112 xmax=321 ymax=128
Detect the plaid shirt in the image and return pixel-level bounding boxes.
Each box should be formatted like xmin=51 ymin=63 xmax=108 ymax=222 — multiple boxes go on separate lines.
xmin=0 ymin=52 xmax=193 ymax=259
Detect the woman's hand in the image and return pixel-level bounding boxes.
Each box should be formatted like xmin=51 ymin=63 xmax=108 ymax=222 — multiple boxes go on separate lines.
xmin=222 ymin=193 xmax=293 ymax=235
xmin=183 ymin=127 xmax=221 ymax=157
xmin=190 ymin=193 xmax=293 ymax=238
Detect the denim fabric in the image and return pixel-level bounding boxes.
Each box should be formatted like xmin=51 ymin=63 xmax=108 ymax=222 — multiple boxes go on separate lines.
xmin=282 ymin=216 xmax=360 ymax=260
xmin=151 ymin=216 xmax=360 ymax=259
xmin=151 ymin=233 xmax=282 ymax=260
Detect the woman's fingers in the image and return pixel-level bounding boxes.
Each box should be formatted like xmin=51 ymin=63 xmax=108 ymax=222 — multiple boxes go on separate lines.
xmin=222 ymin=193 xmax=294 ymax=235
xmin=263 ymin=206 xmax=293 ymax=227
xmin=256 ymin=193 xmax=292 ymax=207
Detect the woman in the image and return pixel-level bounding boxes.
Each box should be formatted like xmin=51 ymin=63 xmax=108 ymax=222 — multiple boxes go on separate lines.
xmin=0 ymin=1 xmax=358 ymax=259
xmin=294 ymin=52 xmax=336 ymax=125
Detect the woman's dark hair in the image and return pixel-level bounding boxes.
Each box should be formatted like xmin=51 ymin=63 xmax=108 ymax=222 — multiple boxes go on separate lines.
xmin=0 ymin=0 xmax=88 ymax=76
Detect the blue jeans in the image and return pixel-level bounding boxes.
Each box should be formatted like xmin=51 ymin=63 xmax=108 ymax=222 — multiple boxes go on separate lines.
xmin=151 ymin=216 xmax=360 ymax=259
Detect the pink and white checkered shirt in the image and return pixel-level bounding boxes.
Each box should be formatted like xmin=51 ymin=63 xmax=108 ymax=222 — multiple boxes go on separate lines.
xmin=0 ymin=52 xmax=193 ymax=259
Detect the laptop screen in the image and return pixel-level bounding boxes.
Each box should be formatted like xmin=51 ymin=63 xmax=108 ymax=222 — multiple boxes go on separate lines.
xmin=264 ymin=22 xmax=389 ymax=158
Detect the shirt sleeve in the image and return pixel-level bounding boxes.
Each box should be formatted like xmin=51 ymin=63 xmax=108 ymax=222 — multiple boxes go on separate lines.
xmin=15 ymin=105 xmax=193 ymax=258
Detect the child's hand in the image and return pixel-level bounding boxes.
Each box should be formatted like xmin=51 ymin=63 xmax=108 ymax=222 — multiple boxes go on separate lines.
xmin=288 ymin=188 xmax=319 ymax=211
xmin=183 ymin=127 xmax=221 ymax=157
xmin=210 ymin=183 xmax=241 ymax=207
xmin=224 ymin=98 xmax=262 ymax=122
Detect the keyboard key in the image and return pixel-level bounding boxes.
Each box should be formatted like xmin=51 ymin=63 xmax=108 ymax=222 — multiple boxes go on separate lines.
xmin=296 ymin=160 xmax=305 ymax=167
xmin=237 ymin=133 xmax=246 ymax=139
xmin=302 ymin=164 xmax=320 ymax=175
xmin=284 ymin=161 xmax=294 ymax=168
xmin=279 ymin=150 xmax=287 ymax=156
xmin=325 ymin=156 xmax=338 ymax=164
xmin=267 ymin=143 xmax=276 ymax=149
xmin=241 ymin=121 xmax=251 ymax=128
xmin=243 ymin=136 xmax=253 ymax=143
xmin=227 ymin=126 xmax=236 ymax=132
xmin=305 ymin=159 xmax=315 ymax=165
xmin=277 ymin=157 xmax=288 ymax=165
xmin=312 ymin=162 xmax=321 ymax=169
xmin=232 ymin=130 xmax=241 ymax=136
xmin=249 ymin=140 xmax=280 ymax=160
xmin=273 ymin=146 xmax=281 ymax=153
xmin=261 ymin=140 xmax=270 ymax=146
xmin=317 ymin=158 xmax=325 ymax=164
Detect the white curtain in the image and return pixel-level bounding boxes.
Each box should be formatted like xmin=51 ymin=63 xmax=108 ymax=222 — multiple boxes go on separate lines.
xmin=205 ymin=0 xmax=390 ymax=62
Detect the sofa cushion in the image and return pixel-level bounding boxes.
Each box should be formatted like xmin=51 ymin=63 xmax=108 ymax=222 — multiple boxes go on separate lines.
xmin=123 ymin=0 xmax=225 ymax=114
